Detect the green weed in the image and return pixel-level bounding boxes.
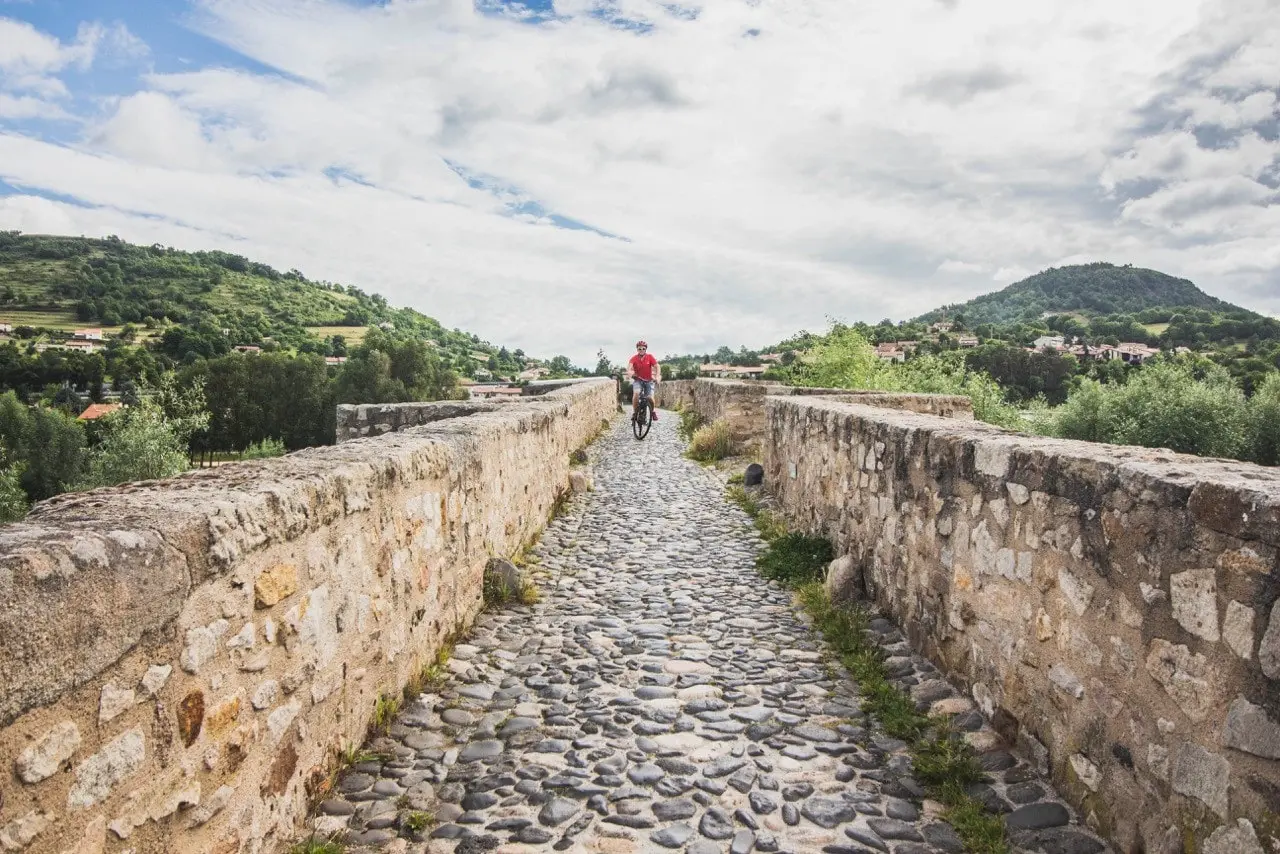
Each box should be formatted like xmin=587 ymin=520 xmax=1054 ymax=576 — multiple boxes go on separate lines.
xmin=371 ymin=694 xmax=401 ymax=737
xmin=404 ymin=811 xmax=435 ymax=833
xmin=756 ymin=532 xmax=833 ymax=586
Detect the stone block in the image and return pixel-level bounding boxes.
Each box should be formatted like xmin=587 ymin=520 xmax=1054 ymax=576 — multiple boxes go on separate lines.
xmin=0 ymin=811 xmax=54 ymax=850
xmin=1223 ymin=696 xmax=1280 ymax=759
xmin=1260 ymin=600 xmax=1280 ymax=680
xmin=140 ymin=664 xmax=172 ymax=697
xmin=1223 ymin=601 xmax=1255 ymax=660
xmin=15 ymin=720 xmax=81 ymax=784
xmin=1058 ymin=569 xmax=1094 ymax=617
xmin=569 ymin=470 xmax=593 ymax=493
xmin=1170 ymin=742 xmax=1230 ymax=818
xmin=1145 ymin=639 xmax=1215 ymax=721
xmin=68 ymin=727 xmax=145 ymax=810
xmin=254 ymin=563 xmax=299 ymax=608
xmin=180 ymin=619 xmax=229 ymax=674
xmin=824 ymin=555 xmax=861 ymax=604
xmin=1170 ymin=570 xmax=1219 ymax=642
xmin=1204 ymin=820 xmax=1265 ymax=854
xmin=98 ymin=682 xmax=135 ymax=724
xmin=1049 ymin=663 xmax=1084 ymax=699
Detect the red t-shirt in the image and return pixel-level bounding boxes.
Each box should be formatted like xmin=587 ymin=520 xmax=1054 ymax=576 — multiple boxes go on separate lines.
xmin=629 ymin=353 xmax=658 ymax=381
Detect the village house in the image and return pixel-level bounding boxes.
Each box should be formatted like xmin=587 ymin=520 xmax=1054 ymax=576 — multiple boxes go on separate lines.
xmin=698 ymin=364 xmax=766 ymax=379
xmin=72 ymin=328 xmax=104 ymax=341
xmin=77 ymin=403 xmax=123 ymax=421
xmin=234 ymin=345 xmax=262 ymax=354
xmin=955 ymin=335 xmax=980 ymax=348
xmin=874 ymin=344 xmax=906 ymax=363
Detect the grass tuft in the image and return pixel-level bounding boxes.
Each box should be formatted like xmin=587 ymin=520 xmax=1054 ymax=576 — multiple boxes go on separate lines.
xmin=404 ymin=811 xmax=435 ymax=834
xmin=371 ymin=694 xmax=401 ymax=737
xmin=756 ymin=532 xmax=833 ymax=586
xmin=686 ymin=419 xmax=734 ymax=462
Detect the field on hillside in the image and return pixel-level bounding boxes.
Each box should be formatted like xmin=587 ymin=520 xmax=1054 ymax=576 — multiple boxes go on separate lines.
xmin=305 ymin=325 xmax=371 ymax=346
xmin=1142 ymin=322 xmax=1171 ymax=335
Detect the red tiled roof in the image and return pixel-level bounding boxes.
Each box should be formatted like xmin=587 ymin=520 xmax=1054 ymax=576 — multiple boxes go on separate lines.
xmin=78 ymin=403 xmax=123 ymax=421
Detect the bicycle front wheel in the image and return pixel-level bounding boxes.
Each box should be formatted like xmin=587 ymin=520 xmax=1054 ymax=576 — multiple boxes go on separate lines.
xmin=632 ymin=406 xmax=651 ymax=440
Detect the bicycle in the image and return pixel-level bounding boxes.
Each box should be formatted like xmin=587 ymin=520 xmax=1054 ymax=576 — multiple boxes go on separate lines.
xmin=631 ymin=380 xmax=655 ymax=440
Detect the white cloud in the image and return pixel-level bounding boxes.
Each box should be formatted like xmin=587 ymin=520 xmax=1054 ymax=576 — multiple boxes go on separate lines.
xmin=0 ymin=0 xmax=1278 ymax=362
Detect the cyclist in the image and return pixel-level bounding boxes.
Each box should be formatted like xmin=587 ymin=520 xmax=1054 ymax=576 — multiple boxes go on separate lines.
xmin=626 ymin=340 xmax=660 ymax=422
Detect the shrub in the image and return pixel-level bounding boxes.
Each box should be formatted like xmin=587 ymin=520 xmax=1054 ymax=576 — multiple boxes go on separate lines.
xmin=687 ymin=419 xmax=734 ymax=462
xmin=1248 ymin=373 xmax=1280 ymax=465
xmin=0 ymin=460 xmax=28 ymax=523
xmin=1052 ymin=358 xmax=1250 ymax=459
xmin=80 ymin=401 xmax=192 ymax=489
xmin=242 ymin=437 xmax=287 ymax=459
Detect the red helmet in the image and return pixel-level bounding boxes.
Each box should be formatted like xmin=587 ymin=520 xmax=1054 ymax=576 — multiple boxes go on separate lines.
xmin=636 ymin=340 xmax=648 ymax=348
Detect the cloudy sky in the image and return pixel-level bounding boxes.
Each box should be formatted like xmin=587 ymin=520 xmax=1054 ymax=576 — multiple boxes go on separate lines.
xmin=0 ymin=0 xmax=1277 ymax=365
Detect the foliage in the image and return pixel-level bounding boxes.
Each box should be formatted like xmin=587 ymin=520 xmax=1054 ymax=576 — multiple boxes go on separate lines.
xmin=242 ymin=437 xmax=287 ymax=459
xmin=792 ymin=327 xmax=1026 ymax=429
xmin=756 ymin=533 xmax=833 ymax=586
xmin=0 ymin=458 xmax=28 ymax=523
xmin=371 ymin=694 xmax=402 ymax=737
xmin=686 ymin=419 xmax=735 ymax=462
xmin=1050 ymin=358 xmax=1251 ymax=460
xmin=404 ymin=811 xmax=434 ymax=833
xmin=290 ymin=838 xmax=345 ymax=854
xmin=0 ymin=391 xmax=87 ymax=499
xmin=334 ymin=330 xmax=459 ymax=405
xmin=1248 ymin=373 xmax=1280 ymax=466
xmin=80 ymin=398 xmax=201 ymax=489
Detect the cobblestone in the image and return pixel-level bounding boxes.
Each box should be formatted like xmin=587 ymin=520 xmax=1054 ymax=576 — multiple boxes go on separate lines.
xmin=304 ymin=415 xmax=1106 ymax=853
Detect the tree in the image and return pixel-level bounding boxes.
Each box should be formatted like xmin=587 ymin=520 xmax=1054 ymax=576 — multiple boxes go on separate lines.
xmin=0 ymin=392 xmax=87 ymax=500
xmin=548 ymin=355 xmax=573 ymax=377
xmin=593 ymin=350 xmax=614 ymax=377
xmin=80 ymin=400 xmax=195 ymax=488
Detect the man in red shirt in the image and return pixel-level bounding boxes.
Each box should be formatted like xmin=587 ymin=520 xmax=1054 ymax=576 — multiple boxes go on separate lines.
xmin=626 ymin=340 xmax=660 ymax=422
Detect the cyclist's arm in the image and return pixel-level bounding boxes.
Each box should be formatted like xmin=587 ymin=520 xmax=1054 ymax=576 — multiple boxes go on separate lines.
xmin=652 ymin=359 xmax=661 ymax=383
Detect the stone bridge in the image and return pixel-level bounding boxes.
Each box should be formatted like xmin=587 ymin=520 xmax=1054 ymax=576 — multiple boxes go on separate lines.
xmin=0 ymin=377 xmax=1274 ymax=854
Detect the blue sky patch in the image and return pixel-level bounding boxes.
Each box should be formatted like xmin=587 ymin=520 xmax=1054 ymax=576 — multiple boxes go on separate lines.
xmin=444 ymin=159 xmax=628 ymax=241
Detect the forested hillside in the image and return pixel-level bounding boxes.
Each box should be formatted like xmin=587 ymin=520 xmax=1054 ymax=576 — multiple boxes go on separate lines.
xmin=0 ymin=232 xmax=533 ymax=378
xmin=916 ymin=263 xmax=1240 ymax=326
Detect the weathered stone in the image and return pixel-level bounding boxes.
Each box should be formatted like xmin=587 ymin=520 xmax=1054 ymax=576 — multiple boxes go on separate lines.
xmin=68 ymin=728 xmax=145 ymax=809
xmin=189 ymin=784 xmax=235 ymax=828
xmin=744 ymin=463 xmax=764 ymax=486
xmin=254 ymin=563 xmax=298 ymax=608
xmin=1203 ymin=820 xmax=1265 ymax=854
xmin=177 ymin=691 xmax=205 ymax=747
xmin=1058 ymin=569 xmax=1094 ymax=617
xmin=825 ymin=555 xmax=861 ymax=604
xmin=1069 ymin=754 xmax=1101 ymax=792
xmin=1170 ymin=570 xmax=1219 ymax=642
xmin=1145 ymin=639 xmax=1216 ymax=721
xmin=1223 ymin=696 xmax=1280 ymax=759
xmin=569 ymin=470 xmax=593 ymax=493
xmin=267 ymin=701 xmax=301 ymax=742
xmin=140 ymin=664 xmax=172 ymax=697
xmin=1170 ymin=742 xmax=1230 ymax=818
xmin=1260 ymin=601 xmax=1280 ymax=680
xmin=252 ymin=679 xmax=280 ymax=711
xmin=484 ymin=558 xmax=521 ymax=598
xmin=98 ymin=682 xmax=135 ymax=724
xmin=1006 ymin=802 xmax=1070 ymax=829
xmin=0 ymin=811 xmax=54 ymax=850
xmin=180 ymin=619 xmax=229 ymax=674
xmin=1048 ymin=664 xmax=1084 ymax=699
xmin=1223 ymin=601 xmax=1255 ymax=659
xmin=205 ymin=693 xmax=242 ymax=736
xmin=262 ymin=743 xmax=297 ymax=797
xmin=15 ymin=721 xmax=81 ymax=784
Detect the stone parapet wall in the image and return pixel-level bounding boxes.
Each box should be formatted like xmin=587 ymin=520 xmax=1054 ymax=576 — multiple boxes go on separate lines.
xmin=0 ymin=379 xmax=616 ymax=854
xmin=334 ymin=400 xmax=498 ymax=443
xmin=655 ymin=379 xmax=972 ymax=452
xmin=764 ymin=395 xmax=1280 ymax=853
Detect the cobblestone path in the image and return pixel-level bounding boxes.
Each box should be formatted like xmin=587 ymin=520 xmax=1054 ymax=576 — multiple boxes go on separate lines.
xmin=308 ymin=415 xmax=1107 ymax=854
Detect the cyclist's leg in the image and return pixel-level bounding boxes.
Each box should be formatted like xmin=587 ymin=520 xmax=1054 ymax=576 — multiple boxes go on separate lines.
xmin=648 ymin=381 xmax=658 ymax=421
xmin=631 ymin=381 xmax=640 ymax=414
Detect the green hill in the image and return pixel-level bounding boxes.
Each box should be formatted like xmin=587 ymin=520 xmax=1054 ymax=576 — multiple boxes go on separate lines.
xmin=0 ymin=231 xmax=529 ymax=377
xmin=917 ymin=263 xmax=1245 ymax=326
